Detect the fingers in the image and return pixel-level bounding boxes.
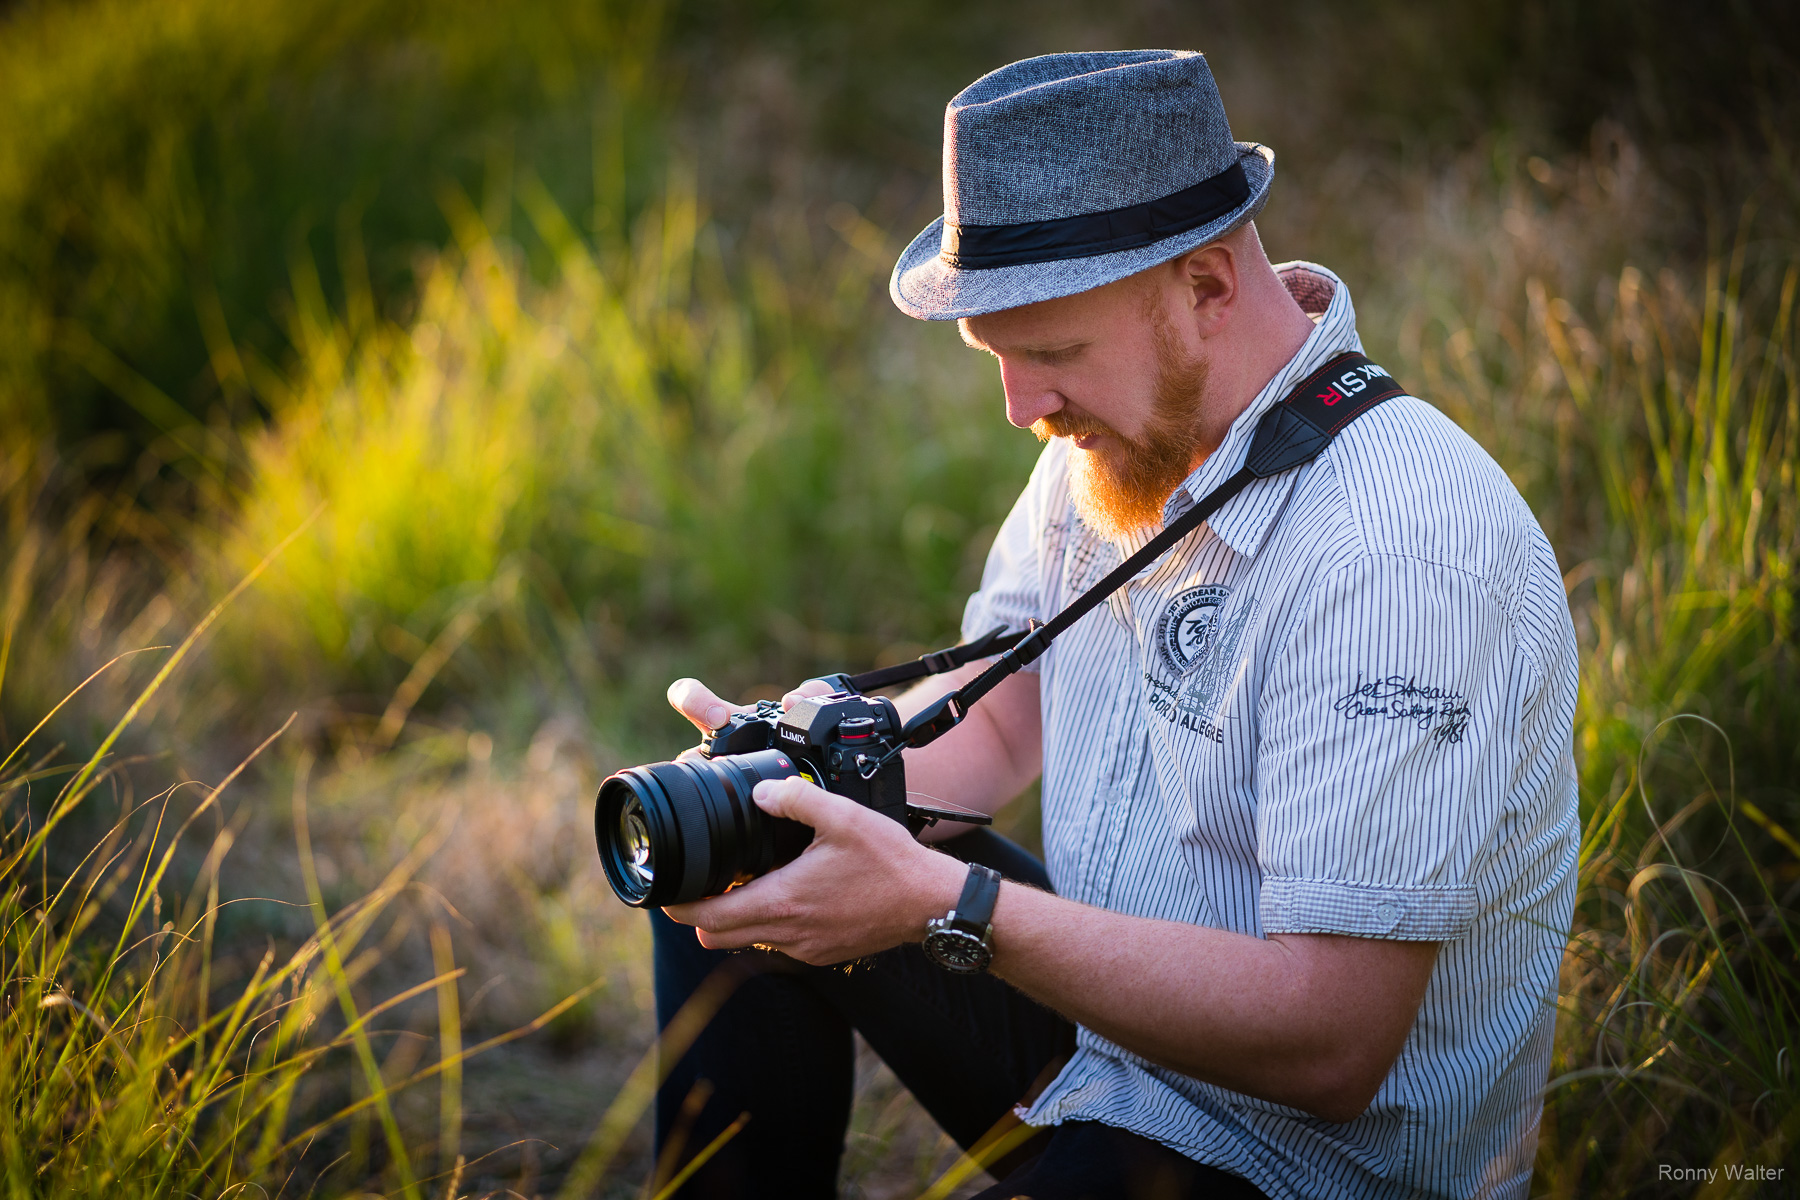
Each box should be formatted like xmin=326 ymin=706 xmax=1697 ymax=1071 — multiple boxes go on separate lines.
xmin=662 ymin=780 xmax=946 ymax=965
xmin=781 ymin=677 xmax=837 ymax=710
xmin=667 ymin=677 xmax=747 ymax=734
xmin=664 ymin=871 xmax=789 ymax=944
xmin=694 ymin=926 xmax=764 ymax=952
xmin=671 ymin=908 xmax=768 ymax=951
xmin=663 ymin=895 xmax=757 ymax=940
xmin=663 ymin=863 xmax=840 ymax=958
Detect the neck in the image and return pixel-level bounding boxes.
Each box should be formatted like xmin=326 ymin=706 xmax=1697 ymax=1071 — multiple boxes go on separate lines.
xmin=1189 ymin=264 xmax=1318 ymax=470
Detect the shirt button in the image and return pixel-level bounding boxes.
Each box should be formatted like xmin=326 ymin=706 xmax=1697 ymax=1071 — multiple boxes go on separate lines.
xmin=1373 ymin=900 xmax=1405 ymax=932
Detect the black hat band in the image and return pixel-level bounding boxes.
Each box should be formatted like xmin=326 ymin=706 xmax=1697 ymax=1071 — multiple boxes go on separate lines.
xmin=939 ymin=159 xmax=1250 ymax=271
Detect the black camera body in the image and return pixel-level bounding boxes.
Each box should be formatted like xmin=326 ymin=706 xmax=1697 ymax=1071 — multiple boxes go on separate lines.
xmin=704 ymin=692 xmax=910 ymax=827
xmin=595 ymin=688 xmax=987 ymax=908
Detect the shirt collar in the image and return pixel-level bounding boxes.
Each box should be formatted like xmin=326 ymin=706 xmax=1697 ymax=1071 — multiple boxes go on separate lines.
xmin=1159 ymin=261 xmax=1364 ymax=560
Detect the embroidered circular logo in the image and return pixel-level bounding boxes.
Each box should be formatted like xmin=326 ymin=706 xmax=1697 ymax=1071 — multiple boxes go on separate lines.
xmin=1158 ymin=584 xmax=1230 ymax=672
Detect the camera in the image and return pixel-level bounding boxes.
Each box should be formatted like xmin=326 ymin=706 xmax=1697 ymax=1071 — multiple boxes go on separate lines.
xmin=595 ymin=689 xmax=985 ymax=908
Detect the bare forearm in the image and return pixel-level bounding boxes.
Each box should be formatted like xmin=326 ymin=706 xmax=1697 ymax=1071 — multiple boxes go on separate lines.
xmin=892 ymin=663 xmax=1041 ymax=835
xmin=986 ymin=883 xmax=1437 ymax=1122
xmin=889 ymin=670 xmax=1426 ymax=1117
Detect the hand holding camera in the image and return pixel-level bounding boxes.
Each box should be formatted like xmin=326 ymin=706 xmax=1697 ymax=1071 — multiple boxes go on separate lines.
xmin=660 ymin=768 xmax=972 ymax=966
xmin=595 ymin=674 xmax=993 ymax=910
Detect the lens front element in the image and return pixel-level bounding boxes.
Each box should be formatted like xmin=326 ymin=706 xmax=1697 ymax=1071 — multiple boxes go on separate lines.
xmin=618 ymin=796 xmax=654 ymax=890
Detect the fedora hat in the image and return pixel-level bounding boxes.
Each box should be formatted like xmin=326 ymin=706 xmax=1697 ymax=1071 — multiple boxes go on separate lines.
xmin=890 ymin=49 xmax=1273 ymax=321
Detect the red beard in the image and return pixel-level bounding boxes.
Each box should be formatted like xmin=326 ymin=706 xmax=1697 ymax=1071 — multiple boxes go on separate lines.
xmin=1033 ymin=311 xmax=1211 ymax=542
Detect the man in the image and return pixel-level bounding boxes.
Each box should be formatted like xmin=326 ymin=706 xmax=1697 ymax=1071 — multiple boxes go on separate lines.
xmin=652 ymin=50 xmax=1578 ymax=1200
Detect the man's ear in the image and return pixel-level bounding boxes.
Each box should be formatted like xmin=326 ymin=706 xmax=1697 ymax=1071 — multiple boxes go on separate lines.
xmin=1176 ymin=241 xmax=1239 ymax=337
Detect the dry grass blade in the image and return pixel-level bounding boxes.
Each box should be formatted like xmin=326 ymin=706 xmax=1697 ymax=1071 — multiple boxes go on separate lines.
xmin=647 ymin=1112 xmax=748 ymax=1200
xmin=915 ymin=1118 xmax=1042 ymax=1200
xmin=292 ymin=754 xmax=421 ymax=1200
xmin=556 ymin=961 xmax=751 ymax=1199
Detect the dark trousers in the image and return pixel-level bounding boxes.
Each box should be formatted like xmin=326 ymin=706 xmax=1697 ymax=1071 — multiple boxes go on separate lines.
xmin=651 ymin=830 xmax=1266 ymax=1200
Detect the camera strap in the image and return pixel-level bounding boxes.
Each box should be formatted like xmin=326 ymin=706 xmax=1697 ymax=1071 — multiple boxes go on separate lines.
xmin=862 ymin=350 xmax=1409 ymax=756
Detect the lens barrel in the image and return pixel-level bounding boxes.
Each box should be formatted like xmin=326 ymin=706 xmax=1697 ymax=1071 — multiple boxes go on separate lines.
xmin=594 ymin=748 xmax=811 ymax=907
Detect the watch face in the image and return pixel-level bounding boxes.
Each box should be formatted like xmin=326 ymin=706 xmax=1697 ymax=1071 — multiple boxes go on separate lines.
xmin=924 ymin=927 xmax=992 ymax=973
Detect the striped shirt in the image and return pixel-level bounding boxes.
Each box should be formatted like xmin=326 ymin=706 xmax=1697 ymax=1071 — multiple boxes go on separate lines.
xmin=961 ymin=263 xmax=1579 ymax=1200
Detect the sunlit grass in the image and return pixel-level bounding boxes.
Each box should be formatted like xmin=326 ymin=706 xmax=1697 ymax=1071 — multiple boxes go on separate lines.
xmin=1398 ymin=153 xmax=1800 ymax=1190
xmin=201 ymin=174 xmax=1031 ymax=754
xmin=0 ymin=0 xmax=668 ymax=454
xmin=0 ymin=615 xmax=448 ymax=1195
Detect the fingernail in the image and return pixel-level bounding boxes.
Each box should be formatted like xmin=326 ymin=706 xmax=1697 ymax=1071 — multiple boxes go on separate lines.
xmin=705 ymin=704 xmax=728 ymax=728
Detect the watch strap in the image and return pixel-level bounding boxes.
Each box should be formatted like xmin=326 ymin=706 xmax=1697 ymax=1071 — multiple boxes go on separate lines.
xmin=953 ymin=863 xmax=1002 ymax=931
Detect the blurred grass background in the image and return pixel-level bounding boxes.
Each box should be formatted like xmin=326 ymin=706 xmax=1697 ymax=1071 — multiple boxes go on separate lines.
xmin=2 ymin=1 xmax=1798 ymax=1196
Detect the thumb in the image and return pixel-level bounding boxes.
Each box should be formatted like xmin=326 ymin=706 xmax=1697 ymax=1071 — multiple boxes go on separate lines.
xmin=752 ymin=775 xmax=848 ymax=831
xmin=667 ymin=677 xmax=746 ymax=734
xmin=781 ymin=677 xmax=837 ymax=710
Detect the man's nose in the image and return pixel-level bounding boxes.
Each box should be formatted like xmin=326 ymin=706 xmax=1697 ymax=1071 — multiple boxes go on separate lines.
xmin=999 ymin=359 xmax=1063 ymax=429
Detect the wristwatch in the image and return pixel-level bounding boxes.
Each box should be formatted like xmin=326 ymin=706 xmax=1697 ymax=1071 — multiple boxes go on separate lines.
xmin=922 ymin=863 xmax=1001 ymax=973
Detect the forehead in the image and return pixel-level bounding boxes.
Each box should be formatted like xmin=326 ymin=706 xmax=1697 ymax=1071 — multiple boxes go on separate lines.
xmin=960 ymin=273 xmax=1148 ymax=352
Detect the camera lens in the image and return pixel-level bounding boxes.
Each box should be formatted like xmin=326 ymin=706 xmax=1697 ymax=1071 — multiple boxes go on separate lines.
xmin=594 ymin=748 xmax=810 ymax=907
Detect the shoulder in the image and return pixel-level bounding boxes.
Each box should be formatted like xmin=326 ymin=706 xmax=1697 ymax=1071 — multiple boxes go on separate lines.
xmin=1282 ymin=393 xmax=1576 ymax=675
xmin=1314 ymin=394 xmax=1537 ymax=580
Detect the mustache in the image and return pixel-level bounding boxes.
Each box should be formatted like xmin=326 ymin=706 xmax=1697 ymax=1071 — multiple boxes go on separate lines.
xmin=1033 ymin=409 xmax=1119 ymax=443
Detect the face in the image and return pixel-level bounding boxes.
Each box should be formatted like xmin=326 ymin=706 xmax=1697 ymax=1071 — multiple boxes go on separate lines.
xmin=962 ymin=273 xmax=1212 ymax=541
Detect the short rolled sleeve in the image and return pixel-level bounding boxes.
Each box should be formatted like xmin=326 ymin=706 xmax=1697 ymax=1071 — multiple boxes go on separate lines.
xmin=960 ymin=446 xmax=1061 ymax=664
xmin=1256 ymin=553 xmax=1515 ymax=941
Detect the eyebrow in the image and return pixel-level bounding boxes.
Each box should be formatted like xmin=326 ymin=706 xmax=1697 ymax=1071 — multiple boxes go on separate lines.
xmin=957 ymin=322 xmax=1086 ymax=360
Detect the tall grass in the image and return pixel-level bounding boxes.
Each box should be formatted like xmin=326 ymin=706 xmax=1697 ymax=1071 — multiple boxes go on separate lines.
xmin=0 ymin=568 xmax=666 ymax=1197
xmin=0 ymin=0 xmax=668 ymax=454
xmin=1392 ymin=149 xmax=1800 ymax=1191
xmin=197 ymin=177 xmax=1032 ymax=753
xmin=1532 ymin=258 xmax=1800 ymax=1194
xmin=1541 ymin=720 xmax=1800 ymax=1196
xmin=0 ymin=535 xmax=460 ymax=1195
